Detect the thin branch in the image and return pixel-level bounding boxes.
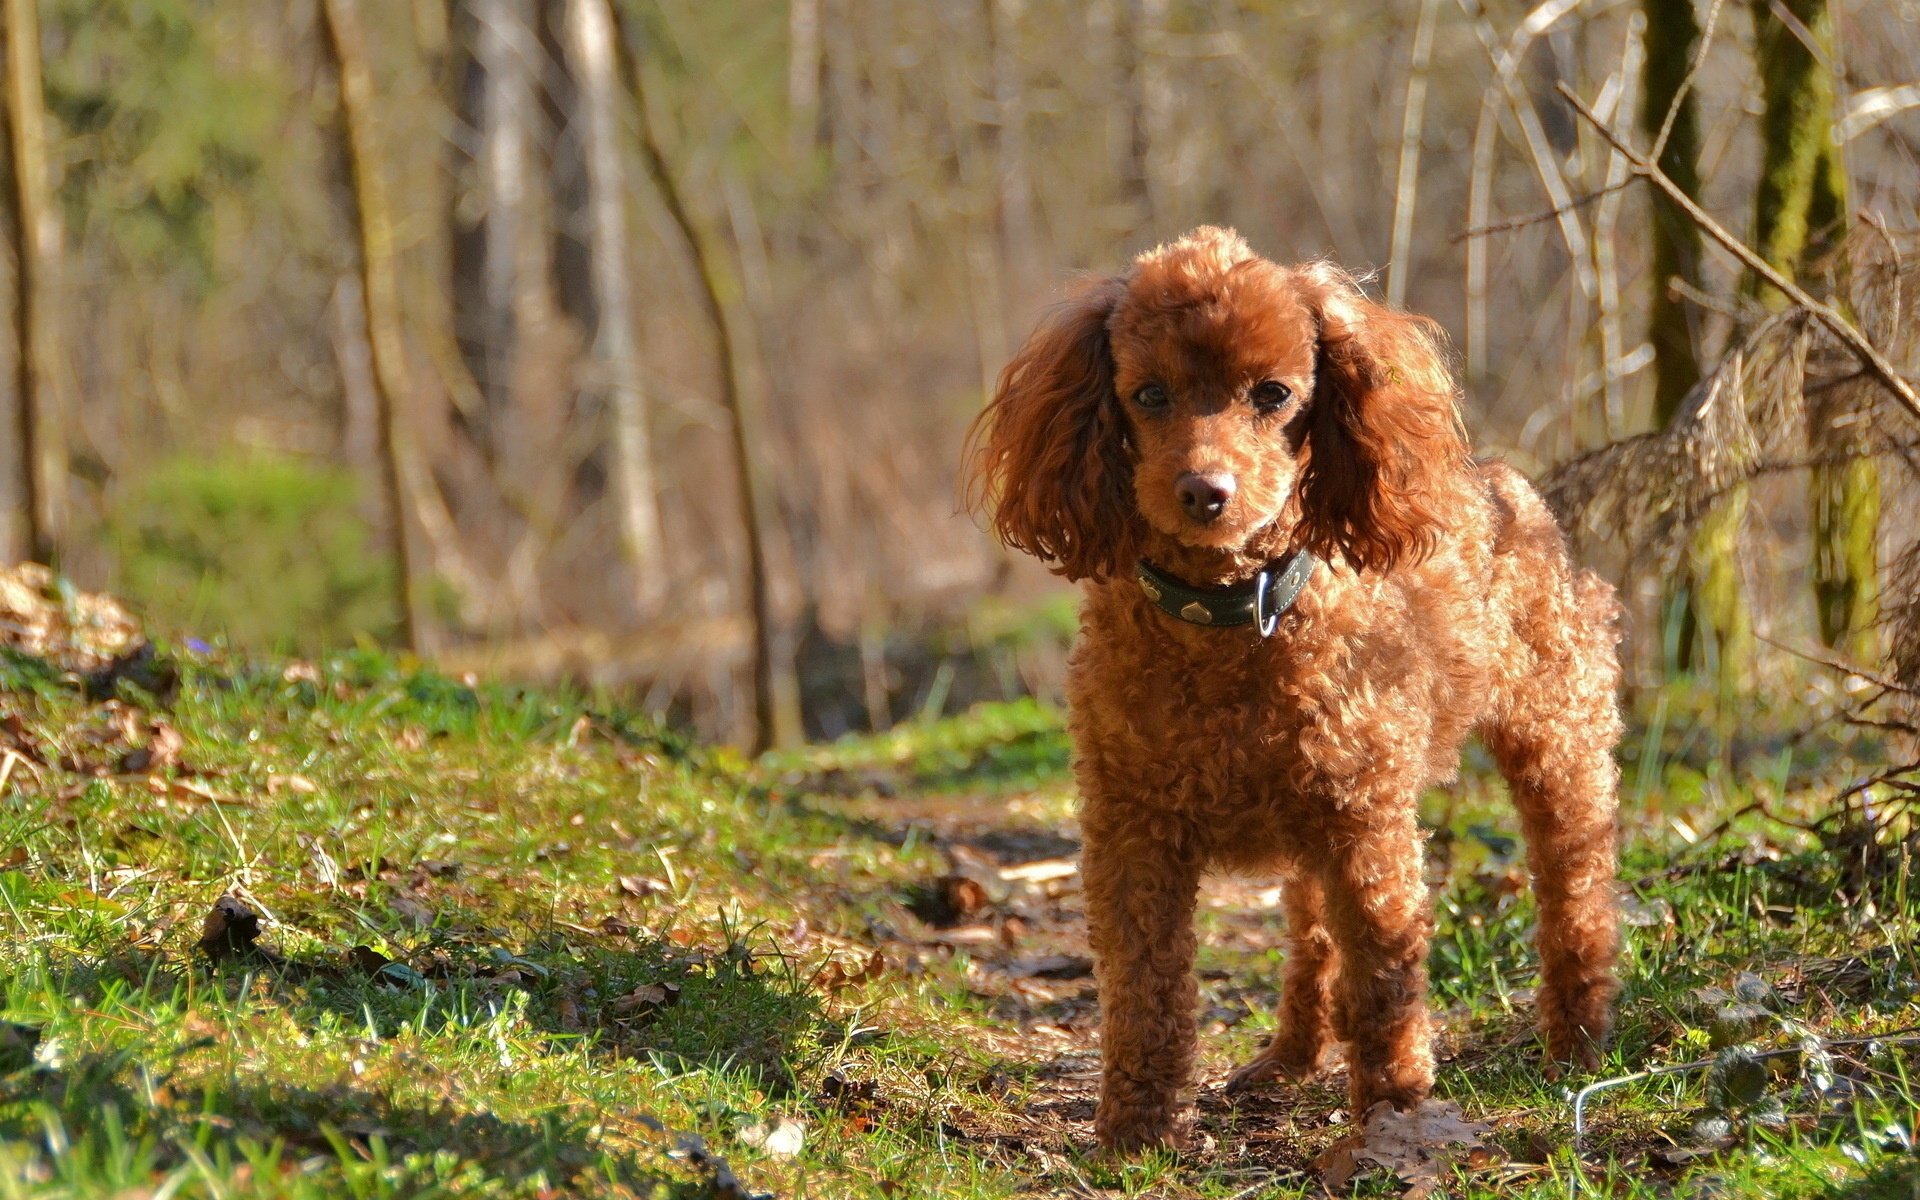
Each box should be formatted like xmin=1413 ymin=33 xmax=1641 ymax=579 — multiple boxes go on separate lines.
xmin=1386 ymin=0 xmax=1440 ymax=308
xmin=1757 ymin=633 xmax=1920 ymax=698
xmin=1451 ymin=180 xmax=1631 ymax=243
xmin=1649 ymin=0 xmax=1724 ymax=163
xmin=1558 ymin=81 xmax=1920 ymax=426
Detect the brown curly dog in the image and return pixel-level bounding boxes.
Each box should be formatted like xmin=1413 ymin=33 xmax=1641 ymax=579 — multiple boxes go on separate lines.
xmin=966 ymin=227 xmax=1623 ymax=1152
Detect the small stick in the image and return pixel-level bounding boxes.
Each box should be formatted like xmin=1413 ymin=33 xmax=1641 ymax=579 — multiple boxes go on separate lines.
xmin=1556 ymin=82 xmax=1920 ymax=428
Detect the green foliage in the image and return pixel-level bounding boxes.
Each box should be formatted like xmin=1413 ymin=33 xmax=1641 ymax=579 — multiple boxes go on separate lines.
xmin=107 ymin=454 xmax=397 ymax=653
xmin=43 ymin=0 xmax=278 ymax=278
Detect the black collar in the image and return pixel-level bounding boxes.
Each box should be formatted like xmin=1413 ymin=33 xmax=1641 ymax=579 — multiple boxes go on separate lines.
xmin=1134 ymin=550 xmax=1318 ymax=637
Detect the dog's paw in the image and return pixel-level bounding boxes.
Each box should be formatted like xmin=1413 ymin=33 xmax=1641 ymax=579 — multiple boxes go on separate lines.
xmin=1224 ymin=1043 xmax=1320 ymax=1096
xmin=1094 ymin=1101 xmax=1185 ymax=1154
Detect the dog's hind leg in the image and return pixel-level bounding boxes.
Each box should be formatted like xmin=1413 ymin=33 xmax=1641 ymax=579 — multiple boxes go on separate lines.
xmin=1483 ymin=573 xmax=1624 ymax=1070
xmin=1226 ymin=871 xmax=1338 ymax=1093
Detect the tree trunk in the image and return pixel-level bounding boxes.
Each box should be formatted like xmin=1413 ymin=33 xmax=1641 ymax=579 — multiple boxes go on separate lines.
xmin=1749 ymin=0 xmax=1848 ymax=285
xmin=321 ymin=0 xmax=422 ymax=652
xmin=983 ymin=0 xmax=1037 ymax=299
xmin=1639 ymin=0 xmax=1704 ymax=426
xmin=1639 ymin=0 xmax=1725 ymax=679
xmin=788 ymin=0 xmax=822 ymax=161
xmin=3 ymin=0 xmax=61 ymax=565
xmin=612 ymin=9 xmax=799 ymax=754
xmin=1118 ymin=0 xmax=1165 ymax=233
xmin=1748 ymin=0 xmax=1873 ymax=657
xmin=448 ymin=0 xmax=535 ymax=459
xmin=541 ymin=0 xmax=595 ymax=333
xmin=564 ymin=0 xmax=664 ymax=612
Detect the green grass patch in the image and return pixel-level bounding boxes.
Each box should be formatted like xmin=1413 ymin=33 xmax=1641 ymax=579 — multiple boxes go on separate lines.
xmin=0 ymin=643 xmax=1914 ymax=1197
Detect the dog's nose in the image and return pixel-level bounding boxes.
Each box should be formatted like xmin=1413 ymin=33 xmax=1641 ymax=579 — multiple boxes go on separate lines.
xmin=1175 ymin=472 xmax=1235 ymax=521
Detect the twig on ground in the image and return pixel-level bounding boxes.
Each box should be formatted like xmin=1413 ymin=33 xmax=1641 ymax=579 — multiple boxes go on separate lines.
xmin=1573 ymin=1029 xmax=1920 ymax=1153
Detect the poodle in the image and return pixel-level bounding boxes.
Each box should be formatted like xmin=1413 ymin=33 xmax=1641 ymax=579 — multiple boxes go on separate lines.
xmin=965 ymin=227 xmax=1623 ymax=1152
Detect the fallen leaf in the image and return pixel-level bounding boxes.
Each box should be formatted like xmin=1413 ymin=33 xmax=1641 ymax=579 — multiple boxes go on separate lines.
xmin=813 ymin=950 xmax=886 ymax=993
xmin=1008 ymin=954 xmax=1092 ymax=980
xmin=267 ymin=773 xmax=319 ymax=796
xmin=618 ymin=875 xmax=668 ymax=900
xmin=909 ymin=875 xmax=990 ymax=928
xmin=199 ymin=896 xmax=263 ymax=962
xmin=930 ymin=924 xmax=999 ymax=945
xmin=1318 ymin=1099 xmax=1493 ymax=1192
xmin=612 ymin=982 xmax=682 ymax=1016
xmin=737 ymin=1117 xmax=805 ymax=1159
xmin=118 ymin=720 xmax=184 ymax=774
xmin=387 ymin=892 xmax=435 ymax=929
xmin=1620 ymin=894 xmax=1673 ymax=927
xmin=997 ymin=858 xmax=1078 ymax=884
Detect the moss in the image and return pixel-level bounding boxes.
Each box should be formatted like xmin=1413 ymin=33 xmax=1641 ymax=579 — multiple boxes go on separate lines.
xmin=1688 ymin=493 xmax=1754 ymax=703
xmin=1812 ymin=454 xmax=1880 ymax=658
xmin=1747 ymin=0 xmax=1878 ymax=656
xmin=1747 ymin=0 xmax=1847 ymax=288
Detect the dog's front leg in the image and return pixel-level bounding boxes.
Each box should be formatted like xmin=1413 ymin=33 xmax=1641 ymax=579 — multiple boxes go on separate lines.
xmin=1322 ymin=805 xmax=1435 ymax=1116
xmin=1082 ymin=799 xmax=1202 ymax=1153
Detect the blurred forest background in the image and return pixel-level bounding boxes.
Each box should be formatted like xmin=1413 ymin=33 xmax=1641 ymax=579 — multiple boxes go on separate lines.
xmin=2 ymin=0 xmax=1919 ymax=749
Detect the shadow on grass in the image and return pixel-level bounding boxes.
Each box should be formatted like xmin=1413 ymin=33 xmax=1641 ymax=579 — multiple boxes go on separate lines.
xmin=213 ymin=930 xmax=837 ymax=1096
xmin=0 ymin=1055 xmax=729 ymax=1196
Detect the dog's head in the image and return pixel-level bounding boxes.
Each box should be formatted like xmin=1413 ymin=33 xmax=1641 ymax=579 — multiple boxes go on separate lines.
xmin=966 ymin=227 xmax=1468 ymax=581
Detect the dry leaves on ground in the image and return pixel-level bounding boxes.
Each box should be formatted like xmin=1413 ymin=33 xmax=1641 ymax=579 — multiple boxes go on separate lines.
xmin=0 ymin=564 xmax=143 ymax=673
xmin=1315 ymin=1098 xmax=1500 ymax=1196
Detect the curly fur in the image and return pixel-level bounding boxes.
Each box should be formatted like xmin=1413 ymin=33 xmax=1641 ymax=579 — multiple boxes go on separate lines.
xmin=967 ymin=228 xmax=1624 ymax=1152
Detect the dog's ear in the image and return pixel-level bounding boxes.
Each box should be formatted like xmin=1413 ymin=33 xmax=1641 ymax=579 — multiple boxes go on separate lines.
xmin=965 ymin=275 xmax=1134 ymax=582
xmin=1294 ymin=263 xmax=1469 ymax=573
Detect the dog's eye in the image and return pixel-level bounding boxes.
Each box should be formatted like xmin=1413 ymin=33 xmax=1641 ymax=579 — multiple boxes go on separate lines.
xmin=1251 ymin=380 xmax=1293 ymax=412
xmin=1132 ymin=383 xmax=1170 ymax=410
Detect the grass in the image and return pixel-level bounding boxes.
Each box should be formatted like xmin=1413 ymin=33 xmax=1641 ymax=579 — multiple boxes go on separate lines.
xmin=0 ymin=638 xmax=1915 ymax=1198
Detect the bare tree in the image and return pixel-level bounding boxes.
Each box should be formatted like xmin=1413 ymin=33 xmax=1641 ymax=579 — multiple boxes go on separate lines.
xmin=320 ymin=0 xmax=421 ymax=651
xmin=1638 ymin=0 xmax=1713 ymax=673
xmin=1747 ymin=0 xmax=1874 ymax=657
xmin=448 ymin=0 xmax=537 ymax=460
xmin=563 ymin=0 xmax=664 ymax=612
xmin=3 ymin=0 xmax=61 ymax=565
xmin=612 ymin=6 xmax=797 ymax=753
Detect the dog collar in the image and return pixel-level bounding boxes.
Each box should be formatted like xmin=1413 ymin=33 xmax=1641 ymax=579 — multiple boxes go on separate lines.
xmin=1133 ymin=550 xmax=1318 ymax=637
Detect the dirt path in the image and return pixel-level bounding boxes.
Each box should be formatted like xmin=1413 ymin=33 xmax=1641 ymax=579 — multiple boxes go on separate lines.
xmin=828 ymin=785 xmax=1345 ymax=1182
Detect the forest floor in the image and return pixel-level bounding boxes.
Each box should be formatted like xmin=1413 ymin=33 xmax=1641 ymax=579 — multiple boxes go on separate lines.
xmin=1 ymin=584 xmax=1917 ymax=1197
